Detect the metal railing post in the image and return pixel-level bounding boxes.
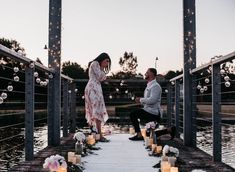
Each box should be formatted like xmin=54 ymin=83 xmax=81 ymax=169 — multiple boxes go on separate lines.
xmin=212 ymin=64 xmax=221 ymax=162
xmin=70 ymin=83 xmax=76 ymax=133
xmin=175 ymin=80 xmax=180 ymax=137
xmin=183 ymin=0 xmax=196 ymax=146
xmin=167 ymin=83 xmax=172 ymax=126
xmin=48 ymin=0 xmax=62 ymax=146
xmin=25 ymin=64 xmax=34 ymax=161
xmin=62 ymin=79 xmax=69 ymax=137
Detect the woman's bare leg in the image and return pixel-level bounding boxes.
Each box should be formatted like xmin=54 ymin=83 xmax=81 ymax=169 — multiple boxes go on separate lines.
xmin=96 ymin=119 xmax=105 ymax=139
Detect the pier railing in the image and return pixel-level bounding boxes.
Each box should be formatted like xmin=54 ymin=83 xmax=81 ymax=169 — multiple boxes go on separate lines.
xmin=0 ymin=44 xmax=75 ymax=169
xmin=168 ymin=51 xmax=235 ymax=167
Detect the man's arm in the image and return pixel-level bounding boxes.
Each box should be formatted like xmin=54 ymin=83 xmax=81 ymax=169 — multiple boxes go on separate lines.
xmin=139 ymin=85 xmax=161 ymax=105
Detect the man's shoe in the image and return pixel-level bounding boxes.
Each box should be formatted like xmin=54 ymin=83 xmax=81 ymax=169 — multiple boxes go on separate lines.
xmin=170 ymin=126 xmax=176 ymax=140
xmin=129 ymin=135 xmax=144 ymax=141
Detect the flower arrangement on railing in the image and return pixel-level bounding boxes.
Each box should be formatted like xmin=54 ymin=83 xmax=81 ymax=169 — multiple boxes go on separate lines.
xmin=43 ymin=154 xmax=67 ymax=172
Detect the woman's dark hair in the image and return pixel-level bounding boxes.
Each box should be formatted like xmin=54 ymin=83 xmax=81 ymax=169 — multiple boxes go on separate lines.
xmin=88 ymin=52 xmax=111 ymax=74
xmin=149 ymin=68 xmax=157 ymax=77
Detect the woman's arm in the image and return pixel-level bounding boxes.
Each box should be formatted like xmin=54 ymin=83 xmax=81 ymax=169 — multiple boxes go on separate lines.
xmin=91 ymin=61 xmax=107 ymax=81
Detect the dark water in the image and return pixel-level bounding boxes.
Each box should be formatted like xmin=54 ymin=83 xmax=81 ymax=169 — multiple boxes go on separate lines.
xmin=0 ymin=125 xmax=48 ymax=171
xmin=1 ymin=124 xmax=235 ymax=171
xmin=196 ymin=124 xmax=235 ymax=169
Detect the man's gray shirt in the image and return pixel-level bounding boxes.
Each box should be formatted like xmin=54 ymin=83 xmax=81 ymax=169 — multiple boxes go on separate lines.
xmin=140 ymin=79 xmax=162 ymax=116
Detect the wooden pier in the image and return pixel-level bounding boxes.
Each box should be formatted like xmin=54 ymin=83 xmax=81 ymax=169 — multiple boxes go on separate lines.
xmin=8 ymin=130 xmax=235 ymax=172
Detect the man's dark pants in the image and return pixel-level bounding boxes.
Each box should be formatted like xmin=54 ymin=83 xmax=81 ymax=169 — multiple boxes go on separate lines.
xmin=129 ymin=108 xmax=169 ymax=137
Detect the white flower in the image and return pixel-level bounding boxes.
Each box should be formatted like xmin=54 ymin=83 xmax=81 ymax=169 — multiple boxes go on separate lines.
xmin=162 ymin=145 xmax=179 ymax=157
xmin=145 ymin=122 xmax=156 ymax=129
xmin=43 ymin=154 xmax=67 ymax=171
xmin=73 ymin=132 xmax=86 ymax=142
xmin=162 ymin=145 xmax=170 ymax=156
xmin=169 ymin=147 xmax=179 ymax=157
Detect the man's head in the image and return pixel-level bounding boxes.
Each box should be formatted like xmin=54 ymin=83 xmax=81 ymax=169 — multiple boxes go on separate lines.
xmin=144 ymin=68 xmax=157 ymax=81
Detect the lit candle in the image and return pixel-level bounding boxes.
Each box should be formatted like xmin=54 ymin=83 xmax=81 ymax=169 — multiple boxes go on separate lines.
xmin=57 ymin=166 xmax=67 ymax=172
xmin=141 ymin=129 xmax=146 ymax=138
xmin=88 ymin=135 xmax=94 ymax=139
xmin=151 ymin=144 xmax=157 ymax=152
xmin=161 ymin=161 xmax=171 ymax=172
xmin=170 ymin=167 xmax=179 ymax=172
xmin=87 ymin=135 xmax=96 ymax=145
xmin=92 ymin=138 xmax=96 ymax=144
xmin=161 ymin=156 xmax=168 ymax=162
xmin=95 ymin=134 xmax=101 ymax=141
xmin=92 ymin=133 xmax=96 ymax=139
xmin=129 ymin=127 xmax=135 ymax=135
xmin=168 ymin=156 xmax=177 ymax=167
xmin=145 ymin=137 xmax=149 ymax=147
xmin=68 ymin=152 xmax=75 ymax=162
xmin=71 ymin=156 xmax=77 ymax=164
xmin=148 ymin=138 xmax=153 ymax=146
xmin=156 ymin=146 xmax=162 ymax=154
xmin=75 ymin=154 xmax=81 ymax=164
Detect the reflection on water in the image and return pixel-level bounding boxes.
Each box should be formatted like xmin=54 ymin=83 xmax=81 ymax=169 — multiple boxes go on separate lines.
xmin=197 ymin=124 xmax=235 ymax=169
xmin=0 ymin=124 xmax=48 ymax=171
xmin=1 ymin=123 xmax=235 ymax=170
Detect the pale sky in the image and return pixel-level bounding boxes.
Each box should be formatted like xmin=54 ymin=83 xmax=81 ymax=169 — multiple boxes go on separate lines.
xmin=0 ymin=0 xmax=235 ymax=75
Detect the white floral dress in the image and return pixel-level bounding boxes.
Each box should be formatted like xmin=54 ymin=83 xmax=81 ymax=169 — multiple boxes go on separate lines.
xmin=85 ymin=61 xmax=108 ymax=125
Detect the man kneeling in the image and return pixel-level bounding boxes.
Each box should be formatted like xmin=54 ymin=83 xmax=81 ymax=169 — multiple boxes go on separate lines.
xmin=129 ymin=68 xmax=175 ymax=141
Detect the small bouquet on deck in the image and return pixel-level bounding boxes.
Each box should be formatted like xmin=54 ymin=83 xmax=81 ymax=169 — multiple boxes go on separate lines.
xmin=162 ymin=145 xmax=179 ymax=157
xmin=161 ymin=145 xmax=179 ymax=167
xmin=145 ymin=121 xmax=157 ymax=138
xmin=43 ymin=154 xmax=67 ymax=172
xmin=73 ymin=132 xmax=86 ymax=143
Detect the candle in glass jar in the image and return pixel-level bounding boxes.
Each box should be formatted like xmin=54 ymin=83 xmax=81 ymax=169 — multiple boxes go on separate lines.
xmin=129 ymin=127 xmax=135 ymax=135
xmin=151 ymin=144 xmax=157 ymax=152
xmin=168 ymin=156 xmax=176 ymax=167
xmin=148 ymin=138 xmax=153 ymax=146
xmin=161 ymin=161 xmax=171 ymax=172
xmin=141 ymin=129 xmax=146 ymax=138
xmin=145 ymin=137 xmax=149 ymax=147
xmin=156 ymin=146 xmax=162 ymax=154
xmin=75 ymin=154 xmax=81 ymax=164
xmin=71 ymin=156 xmax=77 ymax=164
xmin=68 ymin=152 xmax=75 ymax=162
xmin=170 ymin=167 xmax=179 ymax=172
xmin=95 ymin=134 xmax=101 ymax=141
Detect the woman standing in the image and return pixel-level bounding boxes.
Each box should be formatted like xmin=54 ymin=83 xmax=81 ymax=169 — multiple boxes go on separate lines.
xmin=85 ymin=52 xmax=111 ymax=142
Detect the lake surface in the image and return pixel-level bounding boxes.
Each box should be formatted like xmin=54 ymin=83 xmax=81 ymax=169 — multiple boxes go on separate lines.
xmin=0 ymin=123 xmax=235 ymax=171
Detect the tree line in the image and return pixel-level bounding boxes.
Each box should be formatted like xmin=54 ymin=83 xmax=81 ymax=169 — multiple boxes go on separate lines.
xmin=0 ymin=37 xmax=182 ymax=81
